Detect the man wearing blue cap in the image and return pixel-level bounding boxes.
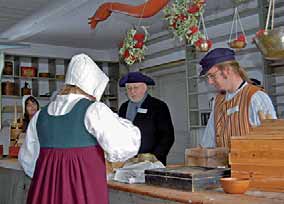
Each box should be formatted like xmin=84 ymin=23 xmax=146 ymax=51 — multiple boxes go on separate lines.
xmin=119 ymin=72 xmax=175 ymax=165
xmin=199 ymin=48 xmax=276 ymax=148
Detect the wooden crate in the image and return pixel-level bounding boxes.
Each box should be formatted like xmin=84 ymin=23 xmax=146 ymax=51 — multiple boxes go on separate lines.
xmin=185 ymin=147 xmax=229 ymax=167
xmin=231 ymin=120 xmax=284 ymax=192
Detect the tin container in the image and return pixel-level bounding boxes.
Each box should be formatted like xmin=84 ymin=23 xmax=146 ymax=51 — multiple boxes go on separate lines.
xmin=21 ymin=66 xmax=37 ymax=77
xmin=145 ymin=166 xmax=230 ymax=192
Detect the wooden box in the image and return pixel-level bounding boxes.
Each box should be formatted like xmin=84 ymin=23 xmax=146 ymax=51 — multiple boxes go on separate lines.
xmin=9 ymin=146 xmax=20 ymax=157
xmin=21 ymin=66 xmax=37 ymax=77
xmin=145 ymin=166 xmax=230 ymax=192
xmin=230 ymin=119 xmax=284 ymax=192
xmin=3 ymin=61 xmax=13 ymax=75
xmin=185 ymin=147 xmax=229 ymax=167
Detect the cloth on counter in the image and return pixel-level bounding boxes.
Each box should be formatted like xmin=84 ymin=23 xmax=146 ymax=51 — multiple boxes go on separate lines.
xmin=113 ymin=160 xmax=165 ymax=184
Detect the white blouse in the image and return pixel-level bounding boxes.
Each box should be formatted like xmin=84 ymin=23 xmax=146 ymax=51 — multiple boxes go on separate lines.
xmin=18 ymin=94 xmax=141 ymax=177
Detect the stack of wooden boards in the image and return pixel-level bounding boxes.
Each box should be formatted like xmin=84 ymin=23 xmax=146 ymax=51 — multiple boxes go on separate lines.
xmin=230 ymin=119 xmax=284 ymax=192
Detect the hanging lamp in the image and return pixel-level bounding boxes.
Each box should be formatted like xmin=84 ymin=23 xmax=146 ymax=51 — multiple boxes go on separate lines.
xmin=228 ymin=7 xmax=247 ymax=50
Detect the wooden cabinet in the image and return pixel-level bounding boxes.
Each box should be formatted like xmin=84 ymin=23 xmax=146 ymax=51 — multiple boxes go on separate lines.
xmin=1 ymin=55 xmax=69 ymax=123
xmin=2 ymin=55 xmax=68 ymax=99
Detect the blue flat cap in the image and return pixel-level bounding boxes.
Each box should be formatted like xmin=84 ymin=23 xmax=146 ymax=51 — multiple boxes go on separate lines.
xmin=199 ymin=48 xmax=236 ymax=76
xmin=119 ymin=72 xmax=155 ymax=87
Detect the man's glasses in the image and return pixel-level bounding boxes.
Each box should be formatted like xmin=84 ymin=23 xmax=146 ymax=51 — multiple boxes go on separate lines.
xmin=203 ymin=69 xmax=220 ymax=81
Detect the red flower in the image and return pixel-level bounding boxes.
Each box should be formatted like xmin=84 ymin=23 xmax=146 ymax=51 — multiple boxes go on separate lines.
xmin=207 ymin=39 xmax=213 ymax=48
xmin=195 ymin=38 xmax=204 ymax=47
xmin=124 ymin=50 xmax=130 ymax=58
xmin=189 ymin=26 xmax=198 ymax=35
xmin=170 ymin=22 xmax=177 ymax=29
xmin=188 ymin=5 xmax=200 ymax=14
xmin=256 ymin=29 xmax=266 ymax=37
xmin=133 ymin=33 xmax=145 ymax=42
xmin=178 ymin=14 xmax=187 ymax=21
xmin=237 ymin=34 xmax=246 ymax=42
xmin=134 ymin=41 xmax=144 ymax=49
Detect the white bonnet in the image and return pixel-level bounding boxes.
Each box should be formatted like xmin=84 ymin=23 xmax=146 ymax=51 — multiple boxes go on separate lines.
xmin=65 ymin=53 xmax=109 ymax=101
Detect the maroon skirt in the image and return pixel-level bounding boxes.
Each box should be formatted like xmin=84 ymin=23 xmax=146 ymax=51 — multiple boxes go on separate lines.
xmin=27 ymin=146 xmax=108 ymax=204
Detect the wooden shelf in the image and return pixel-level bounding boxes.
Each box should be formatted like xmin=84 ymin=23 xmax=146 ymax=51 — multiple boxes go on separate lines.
xmin=2 ymin=75 xmax=64 ymax=81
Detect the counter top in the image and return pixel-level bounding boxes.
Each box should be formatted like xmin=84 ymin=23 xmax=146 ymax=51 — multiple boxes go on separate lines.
xmin=0 ymin=157 xmax=22 ymax=170
xmin=1 ymin=158 xmax=283 ymax=204
xmin=108 ymin=181 xmax=284 ymax=204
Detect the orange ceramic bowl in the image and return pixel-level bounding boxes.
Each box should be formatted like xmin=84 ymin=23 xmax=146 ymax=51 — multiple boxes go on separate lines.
xmin=220 ymin=177 xmax=250 ymax=194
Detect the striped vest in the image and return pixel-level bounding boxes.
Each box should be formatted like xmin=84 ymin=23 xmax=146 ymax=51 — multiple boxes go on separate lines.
xmin=214 ymin=84 xmax=262 ymax=148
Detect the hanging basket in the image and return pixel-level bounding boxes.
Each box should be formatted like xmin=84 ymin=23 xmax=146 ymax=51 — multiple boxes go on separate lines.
xmin=228 ymin=40 xmax=246 ymax=49
xmin=194 ymin=13 xmax=212 ymax=52
xmin=195 ymin=40 xmax=212 ymax=52
xmin=228 ymin=7 xmax=247 ymax=50
xmin=196 ymin=42 xmax=210 ymax=52
xmin=254 ymin=26 xmax=284 ymax=60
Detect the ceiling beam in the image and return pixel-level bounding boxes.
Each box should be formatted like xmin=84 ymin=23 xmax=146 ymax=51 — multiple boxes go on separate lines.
xmin=0 ymin=0 xmax=89 ymax=41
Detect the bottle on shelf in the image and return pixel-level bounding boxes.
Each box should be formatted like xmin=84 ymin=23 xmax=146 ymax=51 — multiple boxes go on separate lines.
xmin=21 ymin=82 xmax=31 ymax=96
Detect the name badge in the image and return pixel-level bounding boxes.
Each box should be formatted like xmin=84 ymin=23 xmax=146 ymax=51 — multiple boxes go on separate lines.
xmin=137 ymin=108 xmax=147 ymax=114
xmin=227 ymin=106 xmax=239 ymax=116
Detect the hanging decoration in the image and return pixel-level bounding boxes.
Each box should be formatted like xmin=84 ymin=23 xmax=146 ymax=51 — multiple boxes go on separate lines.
xmin=88 ymin=0 xmax=169 ymax=29
xmin=163 ymin=0 xmax=212 ymax=50
xmin=228 ymin=7 xmax=247 ymax=50
xmin=253 ymin=0 xmax=284 ymax=60
xmin=195 ymin=13 xmax=212 ymax=52
xmin=119 ymin=27 xmax=149 ymax=66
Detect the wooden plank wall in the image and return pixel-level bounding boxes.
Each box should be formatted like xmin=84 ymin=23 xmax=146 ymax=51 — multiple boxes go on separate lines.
xmin=118 ymin=0 xmax=281 ymax=162
xmin=188 ymin=0 xmax=267 ymax=147
xmin=265 ymin=0 xmax=284 ymax=118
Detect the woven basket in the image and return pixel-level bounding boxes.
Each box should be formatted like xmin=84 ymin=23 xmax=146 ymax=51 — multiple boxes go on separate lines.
xmin=254 ymin=26 xmax=284 ymax=60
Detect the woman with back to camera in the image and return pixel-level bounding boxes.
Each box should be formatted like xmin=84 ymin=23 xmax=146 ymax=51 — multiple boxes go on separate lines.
xmin=18 ymin=53 xmax=141 ymax=204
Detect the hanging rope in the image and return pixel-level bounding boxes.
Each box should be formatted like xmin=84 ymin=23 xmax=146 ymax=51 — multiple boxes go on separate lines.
xmin=265 ymin=0 xmax=274 ymax=31
xmin=229 ymin=8 xmax=238 ymax=42
xmin=136 ymin=0 xmax=150 ymax=41
xmin=236 ymin=7 xmax=246 ymax=42
xmin=200 ymin=13 xmax=208 ymax=40
xmin=137 ymin=0 xmax=148 ymax=28
xmin=229 ymin=7 xmax=246 ymax=43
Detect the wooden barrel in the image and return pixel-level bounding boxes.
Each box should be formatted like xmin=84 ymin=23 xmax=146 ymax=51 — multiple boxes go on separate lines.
xmin=3 ymin=62 xmax=13 ymax=75
xmin=2 ymin=82 xmax=15 ymax=95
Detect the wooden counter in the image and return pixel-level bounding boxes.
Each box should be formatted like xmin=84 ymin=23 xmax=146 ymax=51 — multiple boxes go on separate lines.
xmin=0 ymin=158 xmax=283 ymax=204
xmin=108 ymin=181 xmax=284 ymax=204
